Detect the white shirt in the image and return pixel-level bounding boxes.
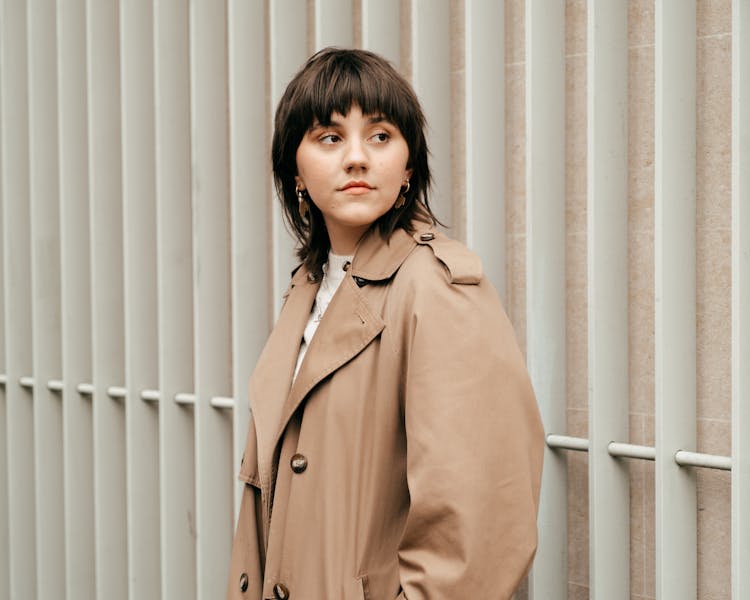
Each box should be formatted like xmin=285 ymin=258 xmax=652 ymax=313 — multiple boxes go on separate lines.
xmin=293 ymin=252 xmax=353 ymax=380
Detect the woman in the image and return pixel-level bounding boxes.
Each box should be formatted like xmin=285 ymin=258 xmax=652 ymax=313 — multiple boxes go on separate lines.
xmin=227 ymin=48 xmax=544 ymax=600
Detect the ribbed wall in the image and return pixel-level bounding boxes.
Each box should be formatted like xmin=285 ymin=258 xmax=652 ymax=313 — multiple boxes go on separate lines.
xmin=0 ymin=1 xmax=744 ymax=599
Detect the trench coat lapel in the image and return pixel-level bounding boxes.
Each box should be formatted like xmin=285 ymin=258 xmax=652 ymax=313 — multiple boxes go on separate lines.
xmin=251 ymin=226 xmax=420 ymax=488
xmin=279 ymin=275 xmax=385 ymax=437
xmin=272 ymin=227 xmax=419 ymax=449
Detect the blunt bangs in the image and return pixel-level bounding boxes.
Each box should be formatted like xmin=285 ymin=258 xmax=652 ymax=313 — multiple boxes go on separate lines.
xmin=292 ymin=52 xmax=420 ymax=145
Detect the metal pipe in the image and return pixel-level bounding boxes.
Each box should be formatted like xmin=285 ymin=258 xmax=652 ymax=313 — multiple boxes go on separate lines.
xmin=675 ymin=450 xmax=732 ymax=471
xmin=107 ymin=386 xmax=127 ymax=399
xmin=210 ymin=396 xmax=235 ymax=410
xmin=608 ymin=442 xmax=656 ymax=461
xmin=174 ymin=392 xmax=196 ymax=406
xmin=47 ymin=379 xmax=64 ymax=392
xmin=77 ymin=383 xmax=94 ymax=396
xmin=547 ymin=434 xmax=732 ymax=472
xmin=19 ymin=376 xmax=35 ymax=388
xmin=546 ymin=434 xmax=590 ymax=452
xmin=141 ymin=389 xmax=161 ymax=402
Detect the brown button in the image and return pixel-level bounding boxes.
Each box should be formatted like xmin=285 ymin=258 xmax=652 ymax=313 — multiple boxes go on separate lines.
xmin=290 ymin=453 xmax=308 ymax=473
xmin=342 ymin=261 xmax=351 ymax=272
xmin=239 ymin=573 xmax=248 ymax=592
xmin=419 ymin=232 xmax=435 ymax=242
xmin=273 ymin=582 xmax=290 ymax=599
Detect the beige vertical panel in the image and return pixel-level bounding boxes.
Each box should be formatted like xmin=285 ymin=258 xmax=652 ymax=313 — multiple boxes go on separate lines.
xmin=654 ymin=2 xmax=696 ymax=598
xmin=314 ymin=0 xmax=353 ymax=49
xmin=0 ymin=283 xmax=5 ymax=600
xmin=120 ymin=1 xmax=160 ymax=597
xmin=227 ymin=0 xmax=269 ymax=520
xmin=360 ymin=0 xmax=400 ymax=66
xmin=58 ymin=0 xmax=95 ymax=597
xmin=190 ymin=2 xmax=233 ymax=597
xmin=28 ymin=0 xmax=65 ymax=596
xmin=0 ymin=79 xmax=5 ymax=597
xmin=0 ymin=107 xmax=5 ymax=600
xmin=87 ymin=0 xmax=127 ymax=598
xmin=524 ymin=1 xmax=566 ymax=599
xmin=463 ymin=0 xmax=505 ymax=298
xmin=154 ymin=1 xmax=196 ymax=598
xmin=409 ymin=0 xmax=451 ymax=225
xmin=269 ymin=0 xmax=308 ymax=314
xmin=0 ymin=1 xmax=36 ymax=598
xmin=733 ymin=0 xmax=750 ymax=596
xmin=586 ymin=1 xmax=629 ymax=596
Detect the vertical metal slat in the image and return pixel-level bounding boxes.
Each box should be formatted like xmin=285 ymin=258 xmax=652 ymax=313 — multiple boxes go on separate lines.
xmin=58 ymin=1 xmax=95 ymax=597
xmin=28 ymin=0 xmax=65 ymax=596
xmin=524 ymin=1 xmax=566 ymax=598
xmin=360 ymin=0 xmax=400 ymax=67
xmin=0 ymin=2 xmax=6 ymax=591
xmin=314 ymin=0 xmax=353 ymax=50
xmin=269 ymin=0 xmax=308 ymax=315
xmin=154 ymin=1 xmax=196 ymax=598
xmin=463 ymin=0 xmax=505 ymax=299
xmin=227 ymin=0 xmax=269 ymax=521
xmin=732 ymin=0 xmax=750 ymax=596
xmin=409 ymin=0 xmax=452 ymax=225
xmin=586 ymin=1 xmax=629 ymax=596
xmin=0 ymin=0 xmax=36 ymax=597
xmin=87 ymin=0 xmax=128 ymax=597
xmin=120 ymin=1 xmax=160 ymax=597
xmin=190 ymin=2 xmax=233 ymax=597
xmin=654 ymin=2 xmax=697 ymax=598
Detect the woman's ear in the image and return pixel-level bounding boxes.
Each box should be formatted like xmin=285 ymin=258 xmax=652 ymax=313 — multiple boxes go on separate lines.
xmin=404 ymin=168 xmax=413 ymax=182
xmin=294 ymin=175 xmax=305 ymax=190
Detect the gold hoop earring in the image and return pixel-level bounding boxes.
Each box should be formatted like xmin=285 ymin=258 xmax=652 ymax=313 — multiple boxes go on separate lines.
xmin=296 ymin=184 xmax=309 ymax=219
xmin=395 ymin=180 xmax=410 ymax=209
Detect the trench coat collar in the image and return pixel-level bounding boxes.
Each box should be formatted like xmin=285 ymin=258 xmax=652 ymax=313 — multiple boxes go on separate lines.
xmin=349 ymin=222 xmax=424 ymax=281
xmin=250 ymin=224 xmax=422 ymax=487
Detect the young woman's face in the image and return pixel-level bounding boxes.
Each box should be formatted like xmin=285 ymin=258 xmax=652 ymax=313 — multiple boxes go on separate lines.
xmin=295 ymin=105 xmax=412 ymax=254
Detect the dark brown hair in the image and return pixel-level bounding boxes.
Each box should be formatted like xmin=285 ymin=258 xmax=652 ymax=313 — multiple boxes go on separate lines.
xmin=272 ymin=47 xmax=438 ymax=277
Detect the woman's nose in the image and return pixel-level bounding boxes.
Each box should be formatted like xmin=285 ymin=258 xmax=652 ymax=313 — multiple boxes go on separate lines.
xmin=343 ymin=138 xmax=368 ymax=171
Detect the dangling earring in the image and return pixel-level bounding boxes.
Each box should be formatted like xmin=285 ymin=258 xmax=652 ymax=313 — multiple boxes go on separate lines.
xmin=296 ymin=184 xmax=309 ymax=219
xmin=395 ymin=180 xmax=410 ymax=209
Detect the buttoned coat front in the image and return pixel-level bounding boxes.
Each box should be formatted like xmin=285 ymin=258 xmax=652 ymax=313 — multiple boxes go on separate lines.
xmin=227 ymin=224 xmax=544 ymax=600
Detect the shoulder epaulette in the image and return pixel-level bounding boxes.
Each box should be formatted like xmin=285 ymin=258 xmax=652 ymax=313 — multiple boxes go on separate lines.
xmin=413 ymin=230 xmax=483 ymax=284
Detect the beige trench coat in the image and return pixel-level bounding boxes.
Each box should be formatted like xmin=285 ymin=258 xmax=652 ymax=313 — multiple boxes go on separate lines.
xmin=227 ymin=224 xmax=544 ymax=600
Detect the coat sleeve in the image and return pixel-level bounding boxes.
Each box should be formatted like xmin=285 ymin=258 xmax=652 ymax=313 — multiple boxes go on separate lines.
xmin=395 ymin=259 xmax=544 ymax=600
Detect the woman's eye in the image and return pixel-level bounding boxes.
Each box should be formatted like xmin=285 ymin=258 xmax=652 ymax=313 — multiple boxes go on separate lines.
xmin=371 ymin=132 xmax=390 ymax=143
xmin=319 ymin=133 xmax=341 ymax=144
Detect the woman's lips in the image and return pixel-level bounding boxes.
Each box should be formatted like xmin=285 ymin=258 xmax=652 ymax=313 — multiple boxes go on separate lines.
xmin=340 ymin=181 xmax=374 ymax=195
xmin=342 ymin=186 xmax=372 ymax=195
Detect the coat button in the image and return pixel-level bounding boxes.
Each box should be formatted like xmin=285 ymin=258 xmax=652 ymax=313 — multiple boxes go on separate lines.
xmin=239 ymin=573 xmax=248 ymax=592
xmin=419 ymin=232 xmax=435 ymax=242
xmin=290 ymin=453 xmax=308 ymax=474
xmin=342 ymin=261 xmax=351 ymax=272
xmin=273 ymin=582 xmax=290 ymax=599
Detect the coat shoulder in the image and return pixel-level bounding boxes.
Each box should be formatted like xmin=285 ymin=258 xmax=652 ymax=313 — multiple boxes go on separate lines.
xmin=410 ymin=229 xmax=483 ymax=285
